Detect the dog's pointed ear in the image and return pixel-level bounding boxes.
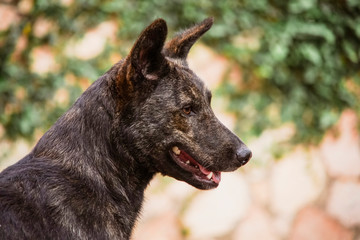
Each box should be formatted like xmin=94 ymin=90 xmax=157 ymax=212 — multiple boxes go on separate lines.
xmin=163 ymin=17 xmax=213 ymax=60
xmin=127 ymin=18 xmax=168 ymax=81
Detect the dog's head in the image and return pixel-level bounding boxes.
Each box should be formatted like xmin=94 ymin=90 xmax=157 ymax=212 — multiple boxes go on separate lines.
xmin=114 ymin=18 xmax=251 ymax=190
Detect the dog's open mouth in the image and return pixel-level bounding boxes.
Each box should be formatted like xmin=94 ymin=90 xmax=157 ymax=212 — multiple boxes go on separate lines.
xmin=169 ymin=146 xmax=221 ymax=187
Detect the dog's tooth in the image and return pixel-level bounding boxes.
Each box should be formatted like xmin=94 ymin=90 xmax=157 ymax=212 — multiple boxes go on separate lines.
xmin=206 ymin=172 xmax=213 ymax=180
xmin=186 ymin=160 xmax=190 ymax=165
xmin=172 ymin=146 xmax=180 ymax=155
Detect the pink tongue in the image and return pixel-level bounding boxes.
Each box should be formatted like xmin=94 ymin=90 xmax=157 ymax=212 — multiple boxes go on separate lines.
xmin=212 ymin=172 xmax=221 ymax=184
xmin=199 ymin=165 xmax=221 ymax=184
xmin=199 ymin=165 xmax=211 ymax=175
xmin=180 ymin=150 xmax=221 ymax=184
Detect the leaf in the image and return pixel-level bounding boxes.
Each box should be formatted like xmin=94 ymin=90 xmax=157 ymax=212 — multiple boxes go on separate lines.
xmin=288 ymin=0 xmax=317 ymax=13
xmin=270 ymin=42 xmax=289 ymax=62
xmin=299 ymin=43 xmax=322 ymax=65
xmin=343 ymin=41 xmax=358 ymax=63
xmin=320 ymin=110 xmax=338 ymax=130
xmin=286 ymin=20 xmax=335 ymax=44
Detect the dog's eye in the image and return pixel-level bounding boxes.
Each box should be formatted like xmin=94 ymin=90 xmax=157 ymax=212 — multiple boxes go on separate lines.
xmin=182 ymin=106 xmax=193 ymax=115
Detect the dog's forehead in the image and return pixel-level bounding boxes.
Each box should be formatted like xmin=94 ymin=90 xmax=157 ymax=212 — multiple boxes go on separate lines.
xmin=191 ymin=74 xmax=212 ymax=101
xmin=166 ymin=57 xmax=211 ymax=101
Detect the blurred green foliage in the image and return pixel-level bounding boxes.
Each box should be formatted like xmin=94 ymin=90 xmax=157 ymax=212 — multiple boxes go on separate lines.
xmin=0 ymin=0 xmax=359 ymax=143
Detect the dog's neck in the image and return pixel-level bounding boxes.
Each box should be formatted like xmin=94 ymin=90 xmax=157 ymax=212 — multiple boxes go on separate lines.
xmin=31 ymin=75 xmax=155 ymax=229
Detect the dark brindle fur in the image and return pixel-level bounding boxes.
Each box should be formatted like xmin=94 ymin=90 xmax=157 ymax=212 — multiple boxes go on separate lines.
xmin=0 ymin=18 xmax=251 ymax=239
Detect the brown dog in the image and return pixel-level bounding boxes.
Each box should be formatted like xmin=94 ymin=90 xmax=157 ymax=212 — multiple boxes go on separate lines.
xmin=0 ymin=18 xmax=251 ymax=240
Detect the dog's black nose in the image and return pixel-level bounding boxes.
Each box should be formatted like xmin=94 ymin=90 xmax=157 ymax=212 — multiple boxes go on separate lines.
xmin=236 ymin=148 xmax=252 ymax=165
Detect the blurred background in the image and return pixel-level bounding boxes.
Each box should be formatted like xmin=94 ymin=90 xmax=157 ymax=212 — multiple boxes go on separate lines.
xmin=0 ymin=0 xmax=360 ymax=239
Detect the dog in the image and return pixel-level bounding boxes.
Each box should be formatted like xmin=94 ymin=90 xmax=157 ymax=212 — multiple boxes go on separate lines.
xmin=0 ymin=18 xmax=251 ymax=240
